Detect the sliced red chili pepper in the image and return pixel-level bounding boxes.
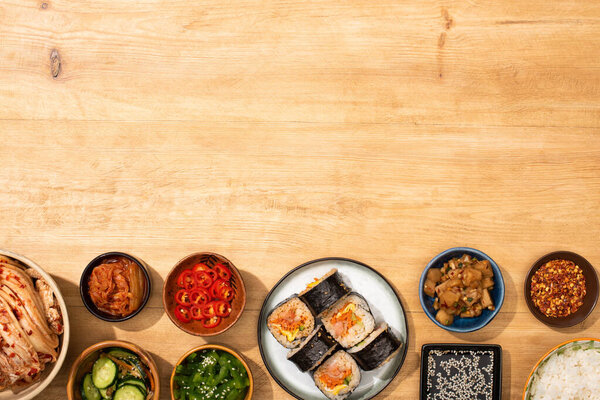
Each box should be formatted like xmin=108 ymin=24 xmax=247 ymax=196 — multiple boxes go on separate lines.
xmin=214 ymin=263 xmax=232 ymax=281
xmin=214 ymin=300 xmax=231 ymax=317
xmin=189 ymin=288 xmax=210 ymax=306
xmin=175 ymin=289 xmax=191 ymax=307
xmin=202 ymin=315 xmax=221 ymax=329
xmin=219 ymin=284 xmax=235 ymax=302
xmin=190 ymin=305 xmax=204 ymax=321
xmin=174 ymin=305 xmax=191 ymax=323
xmin=194 ymin=271 xmax=213 ymax=289
xmin=205 ymin=269 xmax=218 ymax=282
xmin=192 ymin=263 xmax=211 ymax=273
xmin=201 ymin=302 xmax=216 ymax=319
xmin=177 ymin=270 xmax=196 ymax=290
xmin=210 ymin=279 xmax=229 ymax=299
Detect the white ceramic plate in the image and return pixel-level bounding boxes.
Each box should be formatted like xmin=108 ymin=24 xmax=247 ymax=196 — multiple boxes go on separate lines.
xmin=0 ymin=250 xmax=70 ymax=400
xmin=258 ymin=258 xmax=408 ymax=400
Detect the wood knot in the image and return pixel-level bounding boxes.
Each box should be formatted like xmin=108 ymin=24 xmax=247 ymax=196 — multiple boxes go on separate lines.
xmin=442 ymin=7 xmax=454 ymax=30
xmin=438 ymin=32 xmax=447 ymax=49
xmin=50 ymin=49 xmax=61 ymax=78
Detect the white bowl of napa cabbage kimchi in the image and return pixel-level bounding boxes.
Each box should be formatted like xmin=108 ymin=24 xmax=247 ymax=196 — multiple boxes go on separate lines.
xmin=0 ymin=250 xmax=69 ymax=399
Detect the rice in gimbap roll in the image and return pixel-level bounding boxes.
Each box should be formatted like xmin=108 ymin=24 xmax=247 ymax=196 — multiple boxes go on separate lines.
xmin=287 ymin=325 xmax=338 ymax=372
xmin=321 ymin=293 xmax=375 ymax=348
xmin=299 ymin=269 xmax=350 ymax=316
xmin=313 ymin=350 xmax=360 ymax=400
xmin=267 ymin=296 xmax=315 ymax=348
xmin=348 ymin=323 xmax=402 ymax=370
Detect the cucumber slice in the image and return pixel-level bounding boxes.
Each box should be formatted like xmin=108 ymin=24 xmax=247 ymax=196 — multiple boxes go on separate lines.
xmin=117 ymin=377 xmax=146 ymax=395
xmin=81 ymin=373 xmax=101 ymax=400
xmin=113 ymin=385 xmax=145 ymax=400
xmin=107 ymin=349 xmax=138 ymax=362
xmin=92 ymin=357 xmax=118 ymax=389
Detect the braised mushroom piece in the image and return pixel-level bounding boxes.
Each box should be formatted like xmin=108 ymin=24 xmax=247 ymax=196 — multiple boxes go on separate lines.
xmin=424 ymin=254 xmax=495 ymax=326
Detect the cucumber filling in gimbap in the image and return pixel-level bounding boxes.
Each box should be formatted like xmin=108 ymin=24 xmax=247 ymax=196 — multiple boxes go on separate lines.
xmin=313 ymin=351 xmax=360 ymax=400
xmin=267 ymin=296 xmax=315 ymax=348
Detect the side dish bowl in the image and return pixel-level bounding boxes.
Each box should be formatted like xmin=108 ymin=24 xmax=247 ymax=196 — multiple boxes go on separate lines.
xmin=80 ymin=252 xmax=152 ymax=322
xmin=163 ymin=252 xmax=246 ymax=336
xmin=524 ymin=251 xmax=598 ymax=328
xmin=170 ymin=344 xmax=253 ymax=400
xmin=419 ymin=247 xmax=505 ymax=333
xmin=0 ymin=249 xmax=70 ymax=400
xmin=67 ymin=340 xmax=160 ymax=400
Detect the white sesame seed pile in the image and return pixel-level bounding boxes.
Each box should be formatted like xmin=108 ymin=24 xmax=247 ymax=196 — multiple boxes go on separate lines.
xmin=426 ymin=349 xmax=495 ymax=400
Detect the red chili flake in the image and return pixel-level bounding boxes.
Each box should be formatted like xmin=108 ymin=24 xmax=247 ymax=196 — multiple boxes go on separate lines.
xmin=27 ymin=330 xmax=33 ymax=336
xmin=530 ymin=259 xmax=586 ymax=318
xmin=9 ymin=353 xmax=15 ymax=358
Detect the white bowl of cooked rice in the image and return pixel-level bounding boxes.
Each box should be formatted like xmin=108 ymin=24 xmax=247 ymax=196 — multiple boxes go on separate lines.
xmin=523 ymin=338 xmax=600 ymax=400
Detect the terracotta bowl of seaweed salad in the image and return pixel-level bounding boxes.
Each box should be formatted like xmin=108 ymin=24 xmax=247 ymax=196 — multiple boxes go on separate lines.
xmin=67 ymin=340 xmax=160 ymax=400
xmin=163 ymin=252 xmax=246 ymax=336
xmin=170 ymin=344 xmax=253 ymax=400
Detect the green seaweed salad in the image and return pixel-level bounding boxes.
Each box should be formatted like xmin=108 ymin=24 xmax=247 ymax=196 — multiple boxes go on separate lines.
xmin=173 ymin=349 xmax=250 ymax=400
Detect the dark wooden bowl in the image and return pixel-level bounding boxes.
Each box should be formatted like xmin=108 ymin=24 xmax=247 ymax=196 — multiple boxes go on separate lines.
xmin=163 ymin=252 xmax=246 ymax=336
xmin=524 ymin=251 xmax=599 ymax=328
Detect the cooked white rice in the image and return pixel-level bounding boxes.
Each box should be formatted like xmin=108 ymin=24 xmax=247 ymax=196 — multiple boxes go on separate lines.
xmin=528 ymin=346 xmax=600 ymax=400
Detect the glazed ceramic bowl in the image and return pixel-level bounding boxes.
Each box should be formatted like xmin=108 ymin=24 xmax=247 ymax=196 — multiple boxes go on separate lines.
xmin=522 ymin=338 xmax=600 ymax=399
xmin=67 ymin=340 xmax=160 ymax=400
xmin=80 ymin=252 xmax=152 ymax=322
xmin=524 ymin=251 xmax=598 ymax=328
xmin=163 ymin=252 xmax=246 ymax=336
xmin=0 ymin=249 xmax=70 ymax=400
xmin=419 ymin=247 xmax=505 ymax=332
xmin=170 ymin=344 xmax=253 ymax=400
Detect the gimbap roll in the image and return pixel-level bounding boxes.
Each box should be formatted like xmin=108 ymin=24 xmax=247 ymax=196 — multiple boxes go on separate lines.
xmin=348 ymin=323 xmax=402 ymax=370
xmin=267 ymin=296 xmax=315 ymax=348
xmin=321 ymin=293 xmax=375 ymax=348
xmin=313 ymin=351 xmax=360 ymax=400
xmin=299 ymin=269 xmax=350 ymax=316
xmin=287 ymin=325 xmax=338 ymax=372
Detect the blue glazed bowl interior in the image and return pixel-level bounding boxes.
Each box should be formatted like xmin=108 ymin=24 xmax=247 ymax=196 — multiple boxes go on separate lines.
xmin=419 ymin=247 xmax=505 ymax=332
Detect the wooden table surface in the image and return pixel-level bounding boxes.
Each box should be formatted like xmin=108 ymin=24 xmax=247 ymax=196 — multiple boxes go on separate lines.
xmin=2 ymin=0 xmax=600 ymax=399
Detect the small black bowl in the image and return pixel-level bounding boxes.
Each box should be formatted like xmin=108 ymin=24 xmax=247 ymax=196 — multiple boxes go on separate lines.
xmin=524 ymin=251 xmax=599 ymax=328
xmin=80 ymin=252 xmax=152 ymax=322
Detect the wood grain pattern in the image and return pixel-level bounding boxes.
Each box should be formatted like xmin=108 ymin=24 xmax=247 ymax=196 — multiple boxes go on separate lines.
xmin=1 ymin=0 xmax=599 ymax=398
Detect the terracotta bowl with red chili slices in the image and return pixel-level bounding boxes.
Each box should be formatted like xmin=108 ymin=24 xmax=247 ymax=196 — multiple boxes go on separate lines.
xmin=163 ymin=252 xmax=246 ymax=336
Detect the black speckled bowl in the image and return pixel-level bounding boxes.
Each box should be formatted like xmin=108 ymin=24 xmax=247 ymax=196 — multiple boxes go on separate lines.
xmin=80 ymin=251 xmax=152 ymax=322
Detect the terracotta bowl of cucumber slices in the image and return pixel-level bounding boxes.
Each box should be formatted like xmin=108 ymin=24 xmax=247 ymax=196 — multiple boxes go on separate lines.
xmin=67 ymin=340 xmax=160 ymax=400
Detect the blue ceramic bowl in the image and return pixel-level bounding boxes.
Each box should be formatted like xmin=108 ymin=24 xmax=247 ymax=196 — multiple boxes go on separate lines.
xmin=419 ymin=247 xmax=505 ymax=332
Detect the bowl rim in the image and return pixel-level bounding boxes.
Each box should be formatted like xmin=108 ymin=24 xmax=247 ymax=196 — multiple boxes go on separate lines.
xmin=79 ymin=251 xmax=152 ymax=322
xmin=66 ymin=339 xmax=161 ymax=400
xmin=169 ymin=343 xmax=253 ymax=400
xmin=521 ymin=337 xmax=600 ymax=400
xmin=523 ymin=250 xmax=599 ymax=328
xmin=162 ymin=252 xmax=246 ymax=336
xmin=419 ymin=247 xmax=505 ymax=333
xmin=0 ymin=249 xmax=70 ymax=400
xmin=257 ymin=256 xmax=410 ymax=400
